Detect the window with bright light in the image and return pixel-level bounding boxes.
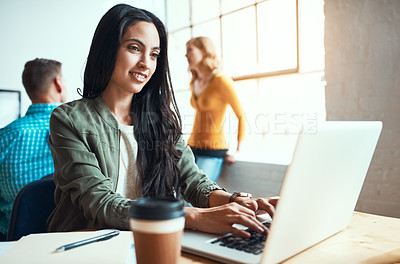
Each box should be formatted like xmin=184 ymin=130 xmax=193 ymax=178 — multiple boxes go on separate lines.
xmin=167 ymin=0 xmax=298 ymax=83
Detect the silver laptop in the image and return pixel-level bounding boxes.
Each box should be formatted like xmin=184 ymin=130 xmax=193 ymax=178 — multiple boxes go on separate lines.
xmin=182 ymin=121 xmax=382 ymax=264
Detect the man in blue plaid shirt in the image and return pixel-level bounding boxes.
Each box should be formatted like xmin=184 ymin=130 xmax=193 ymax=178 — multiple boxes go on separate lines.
xmin=0 ymin=58 xmax=67 ymax=240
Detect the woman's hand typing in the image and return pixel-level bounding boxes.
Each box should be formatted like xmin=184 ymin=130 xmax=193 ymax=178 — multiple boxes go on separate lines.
xmin=184 ymin=203 xmax=268 ymax=238
xmin=234 ymin=196 xmax=280 ymax=218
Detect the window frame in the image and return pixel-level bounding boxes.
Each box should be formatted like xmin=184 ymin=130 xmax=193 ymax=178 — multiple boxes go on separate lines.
xmin=166 ymin=0 xmax=299 ymax=81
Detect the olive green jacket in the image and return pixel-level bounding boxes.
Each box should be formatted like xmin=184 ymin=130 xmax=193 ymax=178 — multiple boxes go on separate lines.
xmin=47 ymin=96 xmax=222 ymax=232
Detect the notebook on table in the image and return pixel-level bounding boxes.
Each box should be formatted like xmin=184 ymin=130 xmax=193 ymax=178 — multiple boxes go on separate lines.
xmin=182 ymin=121 xmax=382 ymax=264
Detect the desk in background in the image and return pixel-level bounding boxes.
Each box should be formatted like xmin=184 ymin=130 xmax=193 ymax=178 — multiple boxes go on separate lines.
xmin=180 ymin=212 xmax=400 ymax=264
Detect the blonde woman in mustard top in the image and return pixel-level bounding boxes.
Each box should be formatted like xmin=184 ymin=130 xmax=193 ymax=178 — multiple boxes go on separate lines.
xmin=186 ymin=36 xmax=246 ymax=182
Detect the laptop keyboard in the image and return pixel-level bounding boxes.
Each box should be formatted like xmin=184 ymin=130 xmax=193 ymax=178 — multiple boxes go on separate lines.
xmin=210 ymin=222 xmax=271 ymax=255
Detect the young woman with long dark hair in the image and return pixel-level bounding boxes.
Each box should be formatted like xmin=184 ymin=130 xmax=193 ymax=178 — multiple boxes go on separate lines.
xmin=47 ymin=4 xmax=278 ymax=238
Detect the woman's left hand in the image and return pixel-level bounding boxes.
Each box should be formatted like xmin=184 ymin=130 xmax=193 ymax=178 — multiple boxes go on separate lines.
xmin=225 ymin=141 xmax=242 ymax=165
xmin=224 ymin=152 xmax=236 ymax=164
xmin=234 ymin=196 xmax=280 ymax=218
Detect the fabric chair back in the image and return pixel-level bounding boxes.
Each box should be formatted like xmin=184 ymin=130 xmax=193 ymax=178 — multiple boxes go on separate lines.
xmin=7 ymin=176 xmax=56 ymax=241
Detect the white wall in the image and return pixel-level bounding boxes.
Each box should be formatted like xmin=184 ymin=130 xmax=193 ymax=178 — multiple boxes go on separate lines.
xmin=0 ymin=0 xmax=165 ymax=116
xmin=325 ymin=0 xmax=400 ymax=218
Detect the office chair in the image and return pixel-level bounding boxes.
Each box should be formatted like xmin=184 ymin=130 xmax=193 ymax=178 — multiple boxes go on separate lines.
xmin=6 ymin=175 xmax=56 ymax=241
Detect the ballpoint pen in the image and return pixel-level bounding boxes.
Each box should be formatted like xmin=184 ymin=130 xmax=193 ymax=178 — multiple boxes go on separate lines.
xmin=54 ymin=230 xmax=120 ymax=252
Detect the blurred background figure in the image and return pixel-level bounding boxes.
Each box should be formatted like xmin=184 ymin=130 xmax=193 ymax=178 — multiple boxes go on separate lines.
xmin=0 ymin=58 xmax=67 ymax=240
xmin=186 ymin=36 xmax=245 ymax=182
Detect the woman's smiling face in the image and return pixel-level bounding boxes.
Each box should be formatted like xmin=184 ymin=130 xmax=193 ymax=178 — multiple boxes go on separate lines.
xmin=107 ymin=21 xmax=160 ymax=95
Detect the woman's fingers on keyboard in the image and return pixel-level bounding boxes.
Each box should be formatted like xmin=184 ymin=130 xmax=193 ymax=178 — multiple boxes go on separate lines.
xmin=225 ymin=203 xmax=269 ymax=236
xmin=186 ymin=203 xmax=267 ymax=237
xmin=255 ymin=197 xmax=279 ymax=218
xmin=230 ymin=227 xmax=252 ymax=238
xmin=228 ymin=214 xmax=268 ymax=236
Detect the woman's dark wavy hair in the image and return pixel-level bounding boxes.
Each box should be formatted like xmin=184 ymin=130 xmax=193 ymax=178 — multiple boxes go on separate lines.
xmin=83 ymin=4 xmax=182 ymax=198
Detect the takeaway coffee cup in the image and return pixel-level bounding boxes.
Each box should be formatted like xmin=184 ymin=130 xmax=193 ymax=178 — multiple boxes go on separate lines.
xmin=128 ymin=197 xmax=185 ymax=264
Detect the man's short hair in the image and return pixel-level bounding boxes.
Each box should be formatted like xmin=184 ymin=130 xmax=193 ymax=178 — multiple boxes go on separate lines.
xmin=22 ymin=58 xmax=62 ymax=100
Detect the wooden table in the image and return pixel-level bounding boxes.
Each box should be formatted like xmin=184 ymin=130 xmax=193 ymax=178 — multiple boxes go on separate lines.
xmin=179 ymin=212 xmax=400 ymax=264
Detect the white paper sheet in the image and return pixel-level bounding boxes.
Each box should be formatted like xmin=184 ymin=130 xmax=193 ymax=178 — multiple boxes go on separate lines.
xmin=0 ymin=241 xmax=17 ymax=260
xmin=0 ymin=230 xmax=135 ymax=264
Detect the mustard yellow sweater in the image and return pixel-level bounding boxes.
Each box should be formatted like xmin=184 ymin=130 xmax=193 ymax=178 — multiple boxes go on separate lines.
xmin=188 ymin=72 xmax=246 ymax=150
